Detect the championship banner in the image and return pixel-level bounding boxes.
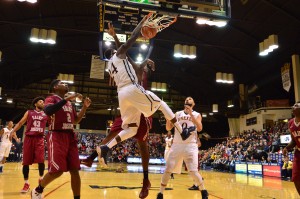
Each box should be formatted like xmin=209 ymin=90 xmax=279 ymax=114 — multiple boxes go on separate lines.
xmin=281 ymin=63 xmax=291 ymax=92
xmin=90 ymin=55 xmax=105 ymax=79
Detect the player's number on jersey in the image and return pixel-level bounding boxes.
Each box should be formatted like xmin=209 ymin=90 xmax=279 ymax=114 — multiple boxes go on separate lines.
xmin=33 ymin=120 xmax=41 ymax=128
xmin=182 ymin=122 xmax=188 ymax=129
xmin=67 ymin=113 xmax=71 ymax=122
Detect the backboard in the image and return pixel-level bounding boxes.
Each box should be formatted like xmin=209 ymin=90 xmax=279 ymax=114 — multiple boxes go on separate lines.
xmin=97 ymin=0 xmax=231 ymax=60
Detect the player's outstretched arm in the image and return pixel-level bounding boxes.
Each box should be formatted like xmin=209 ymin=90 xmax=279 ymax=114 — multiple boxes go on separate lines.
xmin=117 ymin=16 xmax=147 ymax=58
xmin=108 ymin=23 xmax=121 ymax=49
xmin=283 ymin=137 xmax=296 ymax=156
xmin=11 ymin=111 xmax=28 ymax=135
xmin=9 ymin=111 xmax=28 ymax=141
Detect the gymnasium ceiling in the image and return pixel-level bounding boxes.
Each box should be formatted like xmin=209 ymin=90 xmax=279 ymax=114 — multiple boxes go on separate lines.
xmin=0 ymin=0 xmax=300 ymax=119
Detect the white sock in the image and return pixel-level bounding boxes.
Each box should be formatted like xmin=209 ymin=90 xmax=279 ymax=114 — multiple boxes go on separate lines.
xmin=25 ymin=180 xmax=29 ymax=184
xmin=160 ymin=172 xmax=171 ymax=193
xmin=107 ymin=127 xmax=138 ymax=148
xmin=158 ymin=101 xmax=175 ymax=121
xmin=190 ymin=171 xmax=205 ymax=190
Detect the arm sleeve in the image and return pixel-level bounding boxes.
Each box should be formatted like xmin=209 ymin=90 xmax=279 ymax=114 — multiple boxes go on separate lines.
xmin=44 ymin=99 xmax=67 ymax=115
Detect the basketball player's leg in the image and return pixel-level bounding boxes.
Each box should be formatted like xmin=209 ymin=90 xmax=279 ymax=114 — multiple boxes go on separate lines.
xmin=81 ymin=129 xmax=121 ymax=166
xmin=70 ymin=169 xmax=81 ymax=197
xmin=21 ymin=136 xmax=32 ymax=193
xmin=137 ymin=140 xmax=151 ymax=198
xmin=292 ymin=151 xmax=300 ymax=195
xmin=157 ymin=145 xmax=182 ymax=198
xmin=0 ymin=144 xmax=12 ymax=172
xmin=34 ymin=136 xmax=46 ymax=181
xmin=184 ymin=144 xmax=208 ymax=198
xmin=98 ymin=105 xmax=141 ymax=161
xmin=32 ymin=132 xmax=72 ymax=198
xmin=0 ymin=144 xmax=5 ymax=172
xmin=68 ymin=132 xmax=81 ymax=198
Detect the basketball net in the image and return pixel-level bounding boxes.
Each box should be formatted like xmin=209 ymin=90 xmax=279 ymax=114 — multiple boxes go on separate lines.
xmin=143 ymin=12 xmax=177 ymax=32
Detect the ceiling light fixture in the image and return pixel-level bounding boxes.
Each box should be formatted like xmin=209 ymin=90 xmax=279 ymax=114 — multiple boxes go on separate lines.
xmin=105 ymin=41 xmax=111 ymax=46
xmin=136 ymin=53 xmax=143 ymax=63
xmin=18 ymin=0 xmax=37 ymax=3
xmin=57 ymin=73 xmax=75 ymax=84
xmin=259 ymin=34 xmax=279 ymax=56
xmin=227 ymin=100 xmax=234 ymax=108
xmin=196 ymin=18 xmax=227 ymax=27
xmin=151 ymin=82 xmax=167 ymax=92
xmin=212 ymin=104 xmax=218 ymax=113
xmin=216 ymin=72 xmax=234 ymax=84
xmin=30 ymin=28 xmax=57 ymax=44
xmin=141 ymin=44 xmax=148 ymax=50
xmin=47 ymin=29 xmax=57 ymax=44
xmin=173 ymin=44 xmax=196 ymax=59
xmin=7 ymin=98 xmax=13 ymax=104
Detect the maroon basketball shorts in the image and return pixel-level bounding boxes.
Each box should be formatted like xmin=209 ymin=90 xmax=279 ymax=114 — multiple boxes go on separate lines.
xmin=110 ymin=115 xmax=152 ymax=142
xmin=292 ymin=150 xmax=300 ymax=182
xmin=47 ymin=131 xmax=80 ymax=173
xmin=23 ymin=135 xmax=45 ymax=165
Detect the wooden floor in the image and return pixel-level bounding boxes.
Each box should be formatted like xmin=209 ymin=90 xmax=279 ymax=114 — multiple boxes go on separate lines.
xmin=0 ymin=162 xmax=299 ymax=199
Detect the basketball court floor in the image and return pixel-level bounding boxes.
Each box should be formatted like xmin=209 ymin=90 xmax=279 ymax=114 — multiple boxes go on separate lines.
xmin=0 ymin=162 xmax=299 ymax=199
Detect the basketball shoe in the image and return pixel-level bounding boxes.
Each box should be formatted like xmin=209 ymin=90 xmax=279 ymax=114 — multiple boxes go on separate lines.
xmin=98 ymin=145 xmax=109 ymax=164
xmin=156 ymin=193 xmax=163 ymax=199
xmin=181 ymin=126 xmax=196 ymax=140
xmin=0 ymin=166 xmax=3 ymax=173
xmin=98 ymin=157 xmax=108 ymax=168
xmin=80 ymin=157 xmax=93 ymax=167
xmin=20 ymin=183 xmax=30 ymax=193
xmin=31 ymin=188 xmax=43 ymax=199
xmin=188 ymin=184 xmax=199 ymax=190
xmin=201 ymin=190 xmax=209 ymax=199
xmin=139 ymin=179 xmax=151 ymax=198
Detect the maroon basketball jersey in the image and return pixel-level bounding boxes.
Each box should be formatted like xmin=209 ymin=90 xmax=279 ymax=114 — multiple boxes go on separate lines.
xmin=45 ymin=95 xmax=76 ymax=131
xmin=289 ymin=118 xmax=300 ymax=148
xmin=25 ymin=110 xmax=48 ymax=136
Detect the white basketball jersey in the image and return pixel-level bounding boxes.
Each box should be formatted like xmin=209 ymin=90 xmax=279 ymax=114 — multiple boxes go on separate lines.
xmin=107 ymin=54 xmax=139 ymax=91
xmin=1 ymin=127 xmax=12 ymax=144
xmin=173 ymin=110 xmax=199 ymax=143
xmin=165 ymin=137 xmax=173 ymax=150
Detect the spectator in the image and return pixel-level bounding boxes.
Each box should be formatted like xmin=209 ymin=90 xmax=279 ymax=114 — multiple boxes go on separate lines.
xmin=282 ymin=156 xmax=293 ymax=179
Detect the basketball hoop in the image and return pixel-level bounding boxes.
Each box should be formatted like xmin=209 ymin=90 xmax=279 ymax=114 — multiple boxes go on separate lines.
xmin=143 ymin=12 xmax=177 ymax=32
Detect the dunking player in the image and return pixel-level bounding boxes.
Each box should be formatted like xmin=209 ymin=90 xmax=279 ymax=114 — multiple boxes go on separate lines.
xmin=283 ymin=101 xmax=300 ymax=195
xmin=10 ymin=97 xmax=48 ymax=193
xmin=31 ymin=80 xmax=91 ymax=199
xmin=157 ymin=97 xmax=208 ymax=199
xmin=98 ymin=16 xmax=195 ymax=172
xmin=81 ymin=22 xmax=154 ymax=198
xmin=0 ymin=121 xmax=19 ymax=173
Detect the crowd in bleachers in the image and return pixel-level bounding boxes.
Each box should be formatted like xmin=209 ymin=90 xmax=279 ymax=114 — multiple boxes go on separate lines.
xmin=76 ymin=132 xmax=165 ymax=162
xmin=198 ymin=122 xmax=292 ymax=178
xmin=6 ymin=121 xmax=294 ymax=179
